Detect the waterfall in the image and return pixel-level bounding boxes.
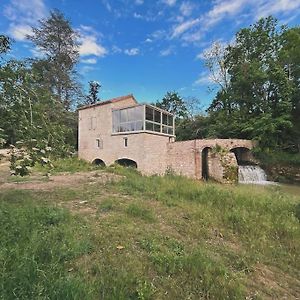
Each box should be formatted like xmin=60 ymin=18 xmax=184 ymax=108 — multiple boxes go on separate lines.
xmin=238 ymin=165 xmax=275 ymax=185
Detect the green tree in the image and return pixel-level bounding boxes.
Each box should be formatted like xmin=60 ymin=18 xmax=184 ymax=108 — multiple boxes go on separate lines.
xmin=206 ymin=17 xmax=296 ymax=150
xmin=155 ymin=91 xmax=188 ymax=118
xmin=28 ymin=9 xmax=80 ymax=109
xmin=86 ymin=81 xmax=101 ymax=105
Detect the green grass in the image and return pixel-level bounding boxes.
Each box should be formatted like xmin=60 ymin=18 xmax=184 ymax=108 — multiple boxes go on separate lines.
xmin=0 ymin=166 xmax=299 ymax=299
xmin=33 ymin=157 xmax=102 ymax=174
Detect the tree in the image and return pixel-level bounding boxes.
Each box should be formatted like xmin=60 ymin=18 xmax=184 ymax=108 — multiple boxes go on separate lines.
xmin=28 ymin=9 xmax=80 ymax=109
xmin=86 ymin=81 xmax=101 ymax=105
xmin=155 ymin=91 xmax=188 ymax=118
xmin=0 ymin=35 xmax=10 ymax=55
xmin=205 ymin=17 xmax=296 ymax=150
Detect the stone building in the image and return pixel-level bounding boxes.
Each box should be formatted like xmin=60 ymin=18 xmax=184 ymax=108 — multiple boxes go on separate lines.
xmin=78 ymin=94 xmax=254 ymax=183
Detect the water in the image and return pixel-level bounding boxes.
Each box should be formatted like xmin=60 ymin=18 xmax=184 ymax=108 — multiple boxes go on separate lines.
xmin=238 ymin=165 xmax=276 ymax=185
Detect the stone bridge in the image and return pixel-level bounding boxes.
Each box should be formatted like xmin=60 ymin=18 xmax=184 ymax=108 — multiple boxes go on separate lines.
xmin=167 ymin=138 xmax=256 ymax=183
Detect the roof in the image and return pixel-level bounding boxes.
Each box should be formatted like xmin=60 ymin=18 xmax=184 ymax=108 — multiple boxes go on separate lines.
xmin=77 ymin=94 xmax=137 ymax=111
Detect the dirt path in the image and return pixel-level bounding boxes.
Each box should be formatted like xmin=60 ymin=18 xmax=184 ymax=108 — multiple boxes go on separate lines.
xmin=0 ymin=161 xmax=122 ymax=191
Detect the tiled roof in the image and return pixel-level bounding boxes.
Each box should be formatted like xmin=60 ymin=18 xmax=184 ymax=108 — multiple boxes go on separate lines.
xmin=77 ymin=94 xmax=137 ymax=111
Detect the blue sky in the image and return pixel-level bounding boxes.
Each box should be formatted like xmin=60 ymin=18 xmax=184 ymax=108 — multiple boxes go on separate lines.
xmin=1 ymin=0 xmax=300 ymax=107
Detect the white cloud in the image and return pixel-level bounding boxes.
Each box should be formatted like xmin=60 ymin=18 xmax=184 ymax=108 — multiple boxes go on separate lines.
xmin=194 ymin=71 xmax=214 ymax=85
xmin=4 ymin=0 xmax=47 ymax=41
xmin=145 ymin=38 xmax=153 ymax=43
xmin=78 ymin=26 xmax=107 ymax=57
xmin=112 ymin=45 xmax=122 ymax=54
xmin=124 ymin=48 xmax=140 ymax=56
xmin=171 ymin=18 xmax=200 ymax=38
xmin=257 ymin=0 xmax=300 ymax=18
xmin=9 ymin=24 xmax=32 ymax=41
xmin=78 ymin=35 xmax=107 ymax=57
xmin=81 ymin=58 xmax=97 ymax=64
xmin=102 ymin=0 xmax=112 ymax=12
xmin=180 ymin=2 xmax=194 ymax=17
xmin=161 ymin=0 xmax=176 ymax=6
xmin=160 ymin=47 xmax=174 ymax=56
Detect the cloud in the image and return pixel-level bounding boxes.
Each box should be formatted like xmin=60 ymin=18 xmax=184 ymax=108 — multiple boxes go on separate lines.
xmin=81 ymin=58 xmax=97 ymax=64
xmin=4 ymin=0 xmax=47 ymax=41
xmin=112 ymin=45 xmax=122 ymax=54
xmin=160 ymin=47 xmax=174 ymax=56
xmin=145 ymin=38 xmax=153 ymax=43
xmin=257 ymin=0 xmax=300 ymax=18
xmin=78 ymin=26 xmax=107 ymax=57
xmin=161 ymin=0 xmax=176 ymax=6
xmin=78 ymin=35 xmax=107 ymax=57
xmin=102 ymin=0 xmax=112 ymax=12
xmin=135 ymin=0 xmax=144 ymax=4
xmin=171 ymin=18 xmax=201 ymax=38
xmin=194 ymin=71 xmax=214 ymax=85
xmin=9 ymin=24 xmax=32 ymax=41
xmin=124 ymin=48 xmax=140 ymax=56
xmin=180 ymin=2 xmax=194 ymax=17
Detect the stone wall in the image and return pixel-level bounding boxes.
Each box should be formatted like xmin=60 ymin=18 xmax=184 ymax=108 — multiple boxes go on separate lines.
xmin=78 ymin=96 xmax=255 ymax=182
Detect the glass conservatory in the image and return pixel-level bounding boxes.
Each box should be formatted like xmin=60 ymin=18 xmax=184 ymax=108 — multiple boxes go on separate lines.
xmin=112 ymin=104 xmax=174 ymax=136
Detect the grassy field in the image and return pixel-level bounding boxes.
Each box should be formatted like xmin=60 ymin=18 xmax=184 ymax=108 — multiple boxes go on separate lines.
xmin=0 ymin=160 xmax=299 ymax=299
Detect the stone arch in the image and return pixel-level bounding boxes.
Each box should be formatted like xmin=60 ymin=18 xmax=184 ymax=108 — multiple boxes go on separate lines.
xmin=230 ymin=147 xmax=252 ymax=165
xmin=92 ymin=158 xmax=106 ymax=167
xmin=115 ymin=158 xmax=138 ymax=168
xmin=201 ymin=147 xmax=212 ymax=180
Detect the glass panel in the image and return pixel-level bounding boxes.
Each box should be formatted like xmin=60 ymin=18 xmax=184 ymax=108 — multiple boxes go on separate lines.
xmin=154 ymin=123 xmax=161 ymax=132
xmin=146 ymin=106 xmax=154 ymax=121
xmin=162 ymin=125 xmax=168 ymax=134
xmin=154 ymin=110 xmax=161 ymax=123
xmin=133 ymin=106 xmax=143 ymax=121
xmin=162 ymin=113 xmax=168 ymax=125
xmin=146 ymin=121 xmax=153 ymax=131
xmin=120 ymin=109 xmax=127 ymax=123
xmin=168 ymin=127 xmax=173 ymax=135
xmin=168 ymin=115 xmax=173 ymax=126
xmin=135 ymin=121 xmax=143 ymax=131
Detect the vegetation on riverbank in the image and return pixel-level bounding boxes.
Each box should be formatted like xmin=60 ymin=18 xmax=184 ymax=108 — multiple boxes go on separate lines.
xmin=0 ymin=161 xmax=299 ymax=299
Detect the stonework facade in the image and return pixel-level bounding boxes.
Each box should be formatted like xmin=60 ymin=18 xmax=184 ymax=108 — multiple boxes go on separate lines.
xmin=78 ymin=94 xmax=255 ymax=183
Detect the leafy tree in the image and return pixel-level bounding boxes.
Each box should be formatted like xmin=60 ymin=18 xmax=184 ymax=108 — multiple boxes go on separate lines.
xmin=86 ymin=81 xmax=101 ymax=104
xmin=28 ymin=9 xmax=80 ymax=109
xmin=155 ymin=91 xmax=188 ymax=118
xmin=205 ymin=17 xmax=297 ymax=150
xmin=0 ymin=35 xmax=10 ymax=55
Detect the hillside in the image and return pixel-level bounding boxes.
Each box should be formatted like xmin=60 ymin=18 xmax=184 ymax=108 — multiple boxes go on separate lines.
xmin=0 ymin=159 xmax=299 ymax=299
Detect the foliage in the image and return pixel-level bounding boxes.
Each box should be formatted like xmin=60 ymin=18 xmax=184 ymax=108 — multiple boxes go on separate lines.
xmin=28 ymin=9 xmax=80 ymax=109
xmin=86 ymin=80 xmax=101 ymax=105
xmin=155 ymin=91 xmax=188 ymax=118
xmin=0 ymin=35 xmax=10 ymax=56
xmin=9 ymin=140 xmax=53 ymax=176
xmin=205 ymin=17 xmax=299 ymax=151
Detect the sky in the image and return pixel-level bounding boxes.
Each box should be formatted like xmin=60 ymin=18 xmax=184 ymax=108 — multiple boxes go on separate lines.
xmin=1 ymin=0 xmax=300 ymax=107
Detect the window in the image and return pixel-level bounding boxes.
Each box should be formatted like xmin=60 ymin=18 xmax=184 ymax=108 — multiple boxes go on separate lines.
xmin=89 ymin=117 xmax=97 ymax=130
xmin=112 ymin=106 xmax=144 ymax=133
xmin=112 ymin=105 xmax=174 ymax=136
xmin=124 ymin=137 xmax=128 ymax=147
xmin=96 ymin=138 xmax=103 ymax=149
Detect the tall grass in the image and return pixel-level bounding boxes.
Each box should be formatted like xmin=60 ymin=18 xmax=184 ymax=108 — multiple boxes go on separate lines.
xmin=1 ymin=165 xmax=299 ymax=299
xmin=0 ymin=190 xmax=94 ymax=299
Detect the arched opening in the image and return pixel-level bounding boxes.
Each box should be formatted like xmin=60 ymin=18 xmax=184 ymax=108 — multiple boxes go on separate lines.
xmin=201 ymin=147 xmax=211 ymax=180
xmin=230 ymin=147 xmax=252 ymax=165
xmin=115 ymin=158 xmax=137 ymax=168
xmin=92 ymin=158 xmax=106 ymax=167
